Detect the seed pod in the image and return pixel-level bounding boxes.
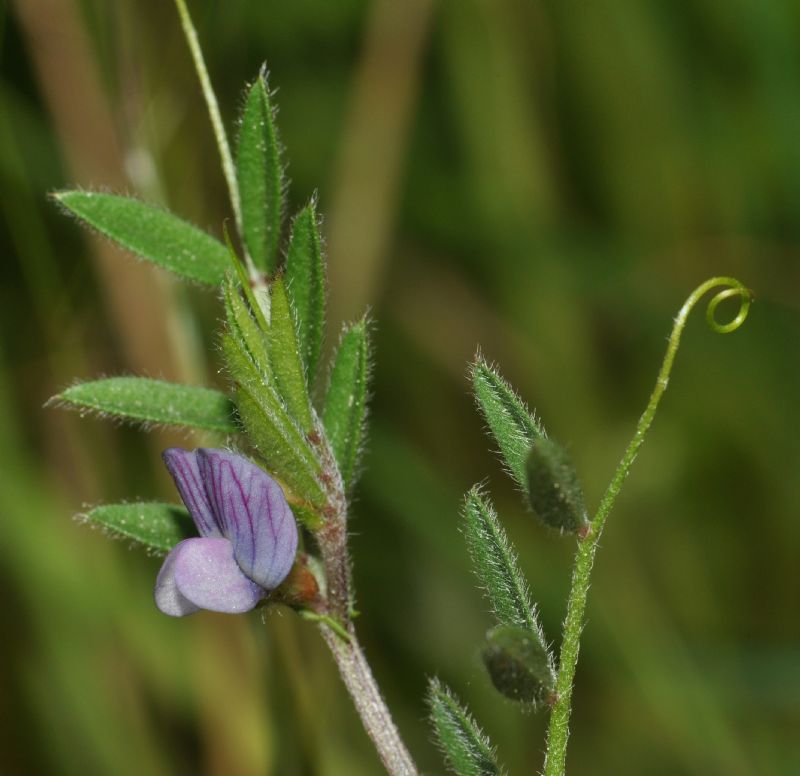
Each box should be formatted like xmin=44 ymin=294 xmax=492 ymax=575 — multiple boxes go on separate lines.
xmin=482 ymin=624 xmax=556 ymax=707
xmin=526 ymin=437 xmax=588 ymax=534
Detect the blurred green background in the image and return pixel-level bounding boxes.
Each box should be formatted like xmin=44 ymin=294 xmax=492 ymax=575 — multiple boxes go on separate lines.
xmin=1 ymin=0 xmax=799 ymax=774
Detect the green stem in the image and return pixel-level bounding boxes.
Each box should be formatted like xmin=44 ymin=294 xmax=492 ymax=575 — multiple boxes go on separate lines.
xmin=542 ymin=277 xmax=751 ymax=776
xmin=173 ymin=0 xmax=257 ymax=273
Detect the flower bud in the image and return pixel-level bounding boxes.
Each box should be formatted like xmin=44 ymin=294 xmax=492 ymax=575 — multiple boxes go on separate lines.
xmin=526 ymin=437 xmax=588 ymax=534
xmin=482 ymin=624 xmax=556 ymax=707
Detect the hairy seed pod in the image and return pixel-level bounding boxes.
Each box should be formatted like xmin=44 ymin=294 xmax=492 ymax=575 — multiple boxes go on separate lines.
xmin=482 ymin=624 xmax=556 ymax=707
xmin=526 ymin=437 xmax=588 ymax=534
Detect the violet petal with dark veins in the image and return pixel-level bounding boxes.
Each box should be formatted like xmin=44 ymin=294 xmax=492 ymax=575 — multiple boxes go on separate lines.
xmin=156 ymin=448 xmax=299 ymax=617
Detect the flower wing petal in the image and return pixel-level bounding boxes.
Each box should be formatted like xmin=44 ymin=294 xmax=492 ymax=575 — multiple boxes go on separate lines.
xmin=162 ymin=448 xmax=221 ymax=537
xmin=165 ymin=537 xmax=264 ymax=613
xmin=154 ymin=541 xmax=201 ymax=617
xmin=197 ymin=449 xmax=298 ymax=590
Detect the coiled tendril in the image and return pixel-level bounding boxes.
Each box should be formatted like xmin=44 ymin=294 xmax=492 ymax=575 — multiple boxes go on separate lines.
xmin=543 ymin=276 xmax=752 ymax=776
xmin=703 ymin=279 xmax=751 ymax=334
xmin=595 ymin=275 xmax=752 ymax=537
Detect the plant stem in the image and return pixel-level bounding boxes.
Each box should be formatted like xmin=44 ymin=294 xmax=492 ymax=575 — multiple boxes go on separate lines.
xmin=542 ymin=277 xmax=751 ymax=776
xmin=314 ymin=436 xmax=418 ymax=775
xmin=321 ymin=625 xmax=418 ymax=776
xmin=174 ymin=1 xmax=241 ymax=232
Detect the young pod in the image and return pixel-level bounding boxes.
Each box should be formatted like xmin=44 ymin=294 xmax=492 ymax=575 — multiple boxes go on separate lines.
xmin=526 ymin=437 xmax=589 ymax=534
xmin=482 ymin=624 xmax=556 ymax=708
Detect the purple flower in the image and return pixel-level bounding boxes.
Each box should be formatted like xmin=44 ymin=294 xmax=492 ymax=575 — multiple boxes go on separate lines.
xmin=155 ymin=448 xmax=298 ymax=617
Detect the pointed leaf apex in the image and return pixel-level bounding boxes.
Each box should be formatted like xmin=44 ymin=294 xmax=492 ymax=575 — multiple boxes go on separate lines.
xmin=471 ymin=356 xmax=545 ymax=491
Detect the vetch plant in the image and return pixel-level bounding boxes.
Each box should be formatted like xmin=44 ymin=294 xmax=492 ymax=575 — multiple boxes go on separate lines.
xmin=49 ymin=2 xmax=753 ymax=774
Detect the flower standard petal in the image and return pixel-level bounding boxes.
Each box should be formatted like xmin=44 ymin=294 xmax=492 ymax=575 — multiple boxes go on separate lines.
xmin=162 ymin=448 xmax=222 ymax=537
xmin=157 ymin=537 xmax=264 ymax=614
xmin=197 ymin=448 xmax=299 ymax=590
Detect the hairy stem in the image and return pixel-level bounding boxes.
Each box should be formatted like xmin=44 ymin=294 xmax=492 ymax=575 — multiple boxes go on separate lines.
xmin=314 ymin=436 xmax=418 ymax=775
xmin=543 ymin=277 xmax=751 ymax=776
xmin=321 ymin=625 xmax=418 ymax=776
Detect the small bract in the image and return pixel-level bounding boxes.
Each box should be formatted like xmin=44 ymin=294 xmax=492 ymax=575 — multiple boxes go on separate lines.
xmin=155 ymin=448 xmax=298 ymax=616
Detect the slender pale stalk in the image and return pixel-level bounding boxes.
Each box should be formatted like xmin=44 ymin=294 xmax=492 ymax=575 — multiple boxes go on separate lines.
xmin=173 ymin=1 xmax=270 ymax=308
xmin=321 ymin=626 xmax=418 ymax=776
xmin=311 ymin=428 xmax=419 ymax=775
xmin=173 ymin=0 xmax=241 ymax=232
xmin=543 ymin=278 xmax=751 ymax=776
xmin=318 ymin=504 xmax=418 ymax=774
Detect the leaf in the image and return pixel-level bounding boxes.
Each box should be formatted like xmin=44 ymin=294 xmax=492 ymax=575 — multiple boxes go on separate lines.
xmin=285 ymin=200 xmax=325 ymax=382
xmin=221 ymin=331 xmax=325 ymax=507
xmin=526 ymin=437 xmax=588 ymax=533
xmin=53 ymin=377 xmax=238 ymax=433
xmin=54 ymin=191 xmax=229 ymax=285
xmin=222 ymin=277 xmax=271 ymax=378
xmin=471 ymin=356 xmax=545 ymax=489
xmin=268 ymin=276 xmax=314 ymax=431
xmin=80 ymin=502 xmax=194 ymax=554
xmin=235 ymin=389 xmax=325 ymax=509
xmin=322 ymin=319 xmax=369 ymax=490
xmin=427 ymin=678 xmax=503 ymax=776
xmin=236 ymin=71 xmax=284 ymax=274
xmin=463 ymin=487 xmax=541 ymax=633
xmin=482 ymin=624 xmax=556 ymax=708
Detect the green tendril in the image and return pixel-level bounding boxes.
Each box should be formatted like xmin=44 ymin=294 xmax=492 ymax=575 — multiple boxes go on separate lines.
xmin=299 ymin=610 xmax=353 ymax=643
xmin=174 ymin=0 xmax=266 ymax=285
xmin=173 ymin=0 xmax=241 ymax=231
xmin=543 ymin=277 xmax=752 ymax=776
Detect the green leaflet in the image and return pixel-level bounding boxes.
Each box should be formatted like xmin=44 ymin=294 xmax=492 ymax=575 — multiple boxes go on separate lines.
xmin=221 ymin=331 xmax=324 ymax=507
xmin=235 ymin=389 xmax=325 ymax=509
xmin=471 ymin=356 xmax=545 ymax=489
xmin=54 ymin=191 xmax=229 ymax=285
xmin=482 ymin=624 xmax=556 ymax=708
xmin=236 ymin=72 xmax=284 ymax=274
xmin=285 ymin=200 xmax=325 ymax=382
xmin=322 ymin=320 xmax=369 ymax=490
xmin=268 ymin=277 xmax=314 ymax=431
xmin=222 ymin=277 xmax=271 ymax=378
xmin=427 ymin=678 xmax=503 ymax=776
xmin=53 ymin=377 xmax=238 ymax=433
xmin=462 ymin=488 xmax=540 ymax=633
xmin=80 ymin=502 xmax=194 ymax=554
